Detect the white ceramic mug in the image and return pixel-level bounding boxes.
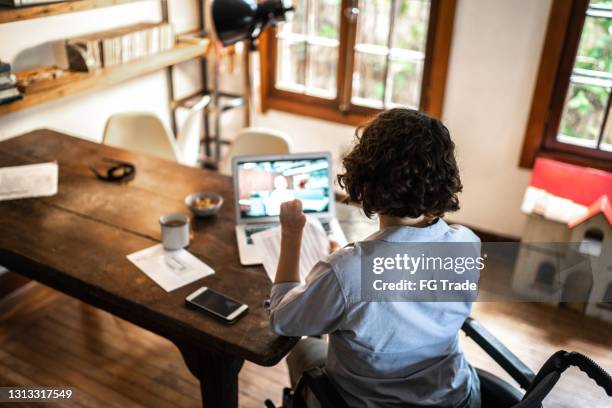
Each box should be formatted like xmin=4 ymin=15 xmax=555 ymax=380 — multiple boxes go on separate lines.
xmin=159 ymin=213 xmax=190 ymax=250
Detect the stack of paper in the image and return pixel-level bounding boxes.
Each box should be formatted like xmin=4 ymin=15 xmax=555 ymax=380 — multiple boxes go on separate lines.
xmin=252 ymin=218 xmax=329 ymax=283
xmin=0 ymin=162 xmax=58 ymax=201
xmin=127 ymin=244 xmax=214 ymax=292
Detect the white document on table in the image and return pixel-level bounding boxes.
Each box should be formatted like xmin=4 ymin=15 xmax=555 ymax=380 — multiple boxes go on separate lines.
xmin=251 ymin=218 xmax=329 ymax=283
xmin=0 ymin=162 xmax=58 ymax=201
xmin=127 ymin=244 xmax=215 ymax=292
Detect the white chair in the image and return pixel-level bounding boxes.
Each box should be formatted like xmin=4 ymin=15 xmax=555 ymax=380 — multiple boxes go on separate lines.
xmin=102 ymin=95 xmax=210 ymax=167
xmin=218 ymin=127 xmax=292 ymax=175
xmin=176 ymin=95 xmax=210 ymax=166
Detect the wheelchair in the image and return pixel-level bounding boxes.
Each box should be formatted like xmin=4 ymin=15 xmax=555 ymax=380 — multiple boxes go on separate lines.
xmin=265 ymin=317 xmax=612 ymax=408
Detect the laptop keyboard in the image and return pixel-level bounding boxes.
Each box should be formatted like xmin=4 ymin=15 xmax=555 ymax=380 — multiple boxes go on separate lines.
xmin=320 ymin=220 xmax=331 ymax=233
xmin=245 ymin=220 xmax=332 ymax=245
xmin=245 ymin=225 xmax=273 ymax=244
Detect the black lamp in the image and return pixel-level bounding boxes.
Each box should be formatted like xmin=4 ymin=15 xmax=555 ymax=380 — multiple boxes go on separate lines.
xmin=211 ymin=0 xmax=293 ymax=47
xmin=206 ymin=0 xmax=293 ymax=164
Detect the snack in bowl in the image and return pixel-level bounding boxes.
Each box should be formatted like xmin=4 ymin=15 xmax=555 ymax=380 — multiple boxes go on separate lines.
xmin=194 ymin=197 xmax=216 ymax=210
xmin=185 ymin=192 xmax=223 ymax=217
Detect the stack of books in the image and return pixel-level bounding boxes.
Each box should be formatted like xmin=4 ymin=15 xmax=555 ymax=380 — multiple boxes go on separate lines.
xmin=0 ymin=61 xmax=22 ymax=105
xmin=66 ymin=22 xmax=174 ymax=71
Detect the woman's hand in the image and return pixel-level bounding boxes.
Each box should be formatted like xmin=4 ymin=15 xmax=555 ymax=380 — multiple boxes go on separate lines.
xmin=276 ymin=199 xmax=305 ymax=284
xmin=280 ymin=199 xmax=306 ymax=236
xmin=329 ymin=239 xmax=340 ymax=254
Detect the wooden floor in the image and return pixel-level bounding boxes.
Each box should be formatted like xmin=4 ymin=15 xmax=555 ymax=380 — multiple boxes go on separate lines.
xmin=0 ymin=283 xmax=610 ymax=408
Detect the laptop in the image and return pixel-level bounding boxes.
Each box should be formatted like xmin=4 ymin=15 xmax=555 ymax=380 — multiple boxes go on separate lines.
xmin=232 ymin=152 xmax=347 ymax=266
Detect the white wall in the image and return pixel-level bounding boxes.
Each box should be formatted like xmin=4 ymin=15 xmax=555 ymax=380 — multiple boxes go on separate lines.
xmin=0 ymin=0 xmax=552 ymax=238
xmin=441 ymin=0 xmax=551 ymax=237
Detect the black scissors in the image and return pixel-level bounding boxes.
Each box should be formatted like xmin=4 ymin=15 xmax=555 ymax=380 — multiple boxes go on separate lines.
xmin=89 ymin=158 xmax=135 ymax=182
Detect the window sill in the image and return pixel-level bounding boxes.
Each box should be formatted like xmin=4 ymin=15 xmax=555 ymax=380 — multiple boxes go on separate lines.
xmin=262 ymin=96 xmax=376 ymax=127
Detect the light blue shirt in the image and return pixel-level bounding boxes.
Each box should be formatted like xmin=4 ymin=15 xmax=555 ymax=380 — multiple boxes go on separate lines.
xmin=269 ymin=219 xmax=480 ymax=408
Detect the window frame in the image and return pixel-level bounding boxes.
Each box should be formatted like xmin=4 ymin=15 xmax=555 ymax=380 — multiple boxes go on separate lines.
xmin=520 ymin=0 xmax=612 ymax=172
xmin=258 ymin=0 xmax=457 ymax=126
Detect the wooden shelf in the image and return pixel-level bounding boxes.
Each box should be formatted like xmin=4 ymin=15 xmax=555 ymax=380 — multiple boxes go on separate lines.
xmin=0 ymin=40 xmax=209 ymax=116
xmin=0 ymin=0 xmax=147 ymax=24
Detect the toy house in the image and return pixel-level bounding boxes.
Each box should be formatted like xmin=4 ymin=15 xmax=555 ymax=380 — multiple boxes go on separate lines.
xmin=512 ymin=158 xmax=612 ymax=322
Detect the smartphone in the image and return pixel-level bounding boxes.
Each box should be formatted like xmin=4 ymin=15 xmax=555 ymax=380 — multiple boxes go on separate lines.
xmin=185 ymin=287 xmax=248 ymax=324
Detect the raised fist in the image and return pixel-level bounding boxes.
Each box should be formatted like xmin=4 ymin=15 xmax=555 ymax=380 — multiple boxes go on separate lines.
xmin=280 ymin=199 xmax=306 ymax=235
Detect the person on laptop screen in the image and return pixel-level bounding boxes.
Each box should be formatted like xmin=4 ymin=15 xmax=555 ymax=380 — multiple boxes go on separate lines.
xmin=237 ymin=159 xmax=329 ymax=217
xmin=267 ymin=108 xmax=481 ymax=408
xmin=233 ymin=155 xmax=345 ymax=266
xmin=267 ymin=176 xmax=294 ymax=216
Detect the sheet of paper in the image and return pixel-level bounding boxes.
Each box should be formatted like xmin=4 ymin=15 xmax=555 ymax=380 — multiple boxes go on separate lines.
xmin=252 ymin=217 xmax=329 ymax=283
xmin=127 ymin=244 xmax=215 ymax=292
xmin=0 ymin=162 xmax=58 ymax=201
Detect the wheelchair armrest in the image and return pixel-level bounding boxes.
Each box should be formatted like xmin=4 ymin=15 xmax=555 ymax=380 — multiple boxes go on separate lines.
xmin=462 ymin=317 xmax=535 ymax=390
xmin=298 ymin=367 xmax=350 ymax=408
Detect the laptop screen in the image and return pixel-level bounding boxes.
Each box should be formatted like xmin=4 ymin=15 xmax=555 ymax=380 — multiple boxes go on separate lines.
xmin=235 ymin=155 xmax=332 ymax=220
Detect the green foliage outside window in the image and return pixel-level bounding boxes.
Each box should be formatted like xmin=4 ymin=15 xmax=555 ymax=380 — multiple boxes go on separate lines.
xmin=560 ymin=1 xmax=611 ymax=143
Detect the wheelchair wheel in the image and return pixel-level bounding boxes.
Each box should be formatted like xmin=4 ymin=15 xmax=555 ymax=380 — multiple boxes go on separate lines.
xmin=476 ymin=368 xmax=530 ymax=408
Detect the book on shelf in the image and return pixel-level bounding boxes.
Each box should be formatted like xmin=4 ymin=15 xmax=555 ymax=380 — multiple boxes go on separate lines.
xmin=0 ymin=73 xmax=17 ymax=90
xmin=66 ymin=22 xmax=175 ymax=72
xmin=0 ymin=61 xmax=11 ymax=74
xmin=0 ymin=0 xmax=65 ymax=7
xmin=0 ymin=60 xmax=22 ymax=105
xmin=0 ymin=87 xmax=22 ymax=105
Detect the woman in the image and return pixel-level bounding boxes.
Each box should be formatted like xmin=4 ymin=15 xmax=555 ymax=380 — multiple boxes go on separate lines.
xmin=268 ymin=108 xmax=481 ymax=408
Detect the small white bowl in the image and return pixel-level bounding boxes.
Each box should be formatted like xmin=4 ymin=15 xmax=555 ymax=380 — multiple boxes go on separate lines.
xmin=185 ymin=192 xmax=223 ymax=218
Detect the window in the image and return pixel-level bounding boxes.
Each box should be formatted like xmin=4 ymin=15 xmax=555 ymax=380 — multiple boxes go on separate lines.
xmin=259 ymin=0 xmax=457 ymax=125
xmin=275 ymin=0 xmax=341 ymax=99
xmin=561 ymin=269 xmax=592 ymax=310
xmin=596 ymin=281 xmax=612 ymax=309
xmin=535 ymin=261 xmax=556 ymax=286
xmin=521 ymin=0 xmax=612 ymax=171
xmin=602 ymin=282 xmax=612 ymax=302
xmin=579 ymin=227 xmax=604 ymax=256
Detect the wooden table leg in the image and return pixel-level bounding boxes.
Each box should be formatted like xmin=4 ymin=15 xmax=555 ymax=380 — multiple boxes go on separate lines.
xmin=176 ymin=342 xmax=245 ymax=408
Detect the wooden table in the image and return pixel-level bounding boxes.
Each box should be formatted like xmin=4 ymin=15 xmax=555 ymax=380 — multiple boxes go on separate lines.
xmin=0 ymin=129 xmax=377 ymax=407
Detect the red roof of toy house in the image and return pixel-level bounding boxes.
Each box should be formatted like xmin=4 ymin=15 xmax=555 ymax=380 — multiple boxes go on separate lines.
xmin=530 ymin=158 xmax=612 ymax=208
xmin=568 ymin=195 xmax=612 ymax=228
xmin=529 ymin=158 xmax=612 ymax=227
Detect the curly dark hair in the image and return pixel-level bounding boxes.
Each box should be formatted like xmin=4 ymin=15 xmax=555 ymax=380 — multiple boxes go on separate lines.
xmin=337 ymin=108 xmax=462 ymax=219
